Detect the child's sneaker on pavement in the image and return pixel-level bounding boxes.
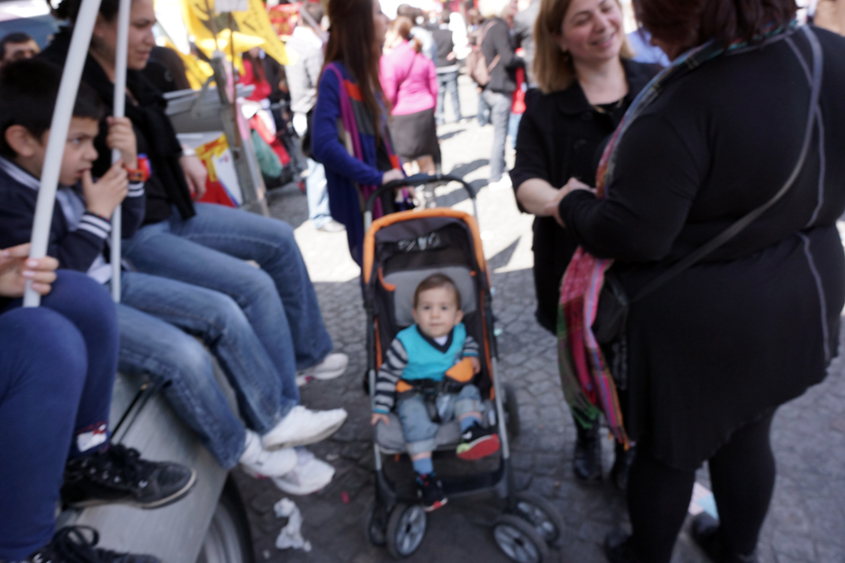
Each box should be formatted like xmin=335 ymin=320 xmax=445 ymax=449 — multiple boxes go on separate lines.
xmin=271 ymin=448 xmax=335 ymax=495
xmin=8 ymin=526 xmax=161 ymax=563
xmin=239 ymin=430 xmax=298 ymax=478
xmin=456 ymin=423 xmax=501 ymax=460
xmin=261 ymin=405 xmax=347 ymax=450
xmin=416 ymin=473 xmax=447 ymax=512
xmin=297 ymin=352 xmax=349 ymax=381
xmin=61 ymin=444 xmax=196 ymax=509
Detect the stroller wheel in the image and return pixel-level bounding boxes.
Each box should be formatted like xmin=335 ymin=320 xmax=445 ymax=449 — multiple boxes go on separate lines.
xmin=386 ymin=503 xmax=427 ymax=558
xmin=363 ymin=500 xmax=387 ymax=546
xmin=503 ymin=383 xmax=521 ymax=439
xmin=493 ymin=514 xmax=549 ymax=563
xmin=512 ymin=492 xmax=565 ymax=544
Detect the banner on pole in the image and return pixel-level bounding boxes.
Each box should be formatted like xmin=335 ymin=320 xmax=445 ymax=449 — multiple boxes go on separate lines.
xmin=216 ymin=0 xmax=248 ymax=11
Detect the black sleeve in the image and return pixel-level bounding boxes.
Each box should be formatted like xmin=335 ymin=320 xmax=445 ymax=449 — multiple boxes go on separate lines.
xmin=490 ymin=22 xmax=522 ymax=70
xmin=121 ymin=181 xmax=147 ymax=239
xmin=558 ymin=114 xmax=707 ymax=262
xmin=510 ymin=94 xmax=553 ymax=214
xmin=0 ymin=196 xmax=108 ymax=272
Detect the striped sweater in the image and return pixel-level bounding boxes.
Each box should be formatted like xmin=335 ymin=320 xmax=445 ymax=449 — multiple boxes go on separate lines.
xmin=373 ymin=323 xmax=479 ymax=414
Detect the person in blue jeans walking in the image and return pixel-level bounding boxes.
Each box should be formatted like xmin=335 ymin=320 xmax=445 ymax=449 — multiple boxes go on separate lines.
xmin=432 ymin=12 xmax=463 ymax=125
xmin=287 ymin=2 xmax=345 ymax=233
xmin=370 ymin=274 xmax=500 ymax=512
xmin=0 ymin=250 xmax=193 ymax=563
xmin=0 ymin=57 xmax=346 ymax=496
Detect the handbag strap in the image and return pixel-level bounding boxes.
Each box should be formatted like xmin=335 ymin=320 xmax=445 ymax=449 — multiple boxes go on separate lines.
xmin=631 ymin=26 xmax=823 ymax=304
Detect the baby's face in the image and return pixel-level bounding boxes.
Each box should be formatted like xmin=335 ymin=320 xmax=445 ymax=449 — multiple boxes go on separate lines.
xmin=412 ymin=287 xmax=463 ymax=339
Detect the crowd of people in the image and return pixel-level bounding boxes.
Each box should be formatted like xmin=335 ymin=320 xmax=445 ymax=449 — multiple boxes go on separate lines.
xmin=1 ymin=0 xmax=845 ymax=561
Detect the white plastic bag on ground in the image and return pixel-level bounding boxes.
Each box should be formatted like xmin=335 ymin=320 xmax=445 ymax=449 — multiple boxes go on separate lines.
xmin=274 ymin=498 xmax=312 ymax=552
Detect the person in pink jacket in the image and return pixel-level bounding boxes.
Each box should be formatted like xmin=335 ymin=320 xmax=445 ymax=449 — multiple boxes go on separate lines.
xmin=381 ymin=16 xmax=441 ymax=178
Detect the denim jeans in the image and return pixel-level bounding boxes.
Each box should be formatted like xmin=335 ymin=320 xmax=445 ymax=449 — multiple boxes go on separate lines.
xmin=115 ymin=271 xmax=297 ymax=469
xmin=481 ymin=90 xmax=512 ymax=182
xmin=397 ymin=384 xmax=482 ymax=455
xmin=477 ymin=90 xmax=491 ymax=127
xmin=123 ymin=203 xmax=333 ymax=376
xmin=436 ymin=71 xmax=462 ymax=124
xmin=0 ymin=271 xmax=117 ymax=560
xmin=508 ymin=112 xmax=523 ymax=151
xmin=305 ymin=158 xmax=332 ymax=228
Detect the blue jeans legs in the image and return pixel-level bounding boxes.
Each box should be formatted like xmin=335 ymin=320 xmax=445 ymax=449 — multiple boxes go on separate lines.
xmin=481 ymin=90 xmax=512 ymax=182
xmin=397 ymin=384 xmax=482 ymax=455
xmin=305 ymin=158 xmax=331 ymax=229
xmin=436 ymin=71 xmax=462 ymax=124
xmin=0 ymin=271 xmax=117 ymax=560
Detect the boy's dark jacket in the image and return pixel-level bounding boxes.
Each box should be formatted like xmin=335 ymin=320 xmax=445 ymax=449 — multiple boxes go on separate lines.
xmin=0 ymin=156 xmax=146 ymax=310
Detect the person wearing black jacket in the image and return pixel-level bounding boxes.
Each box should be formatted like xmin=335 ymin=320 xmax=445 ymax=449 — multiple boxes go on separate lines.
xmin=431 ymin=12 xmax=463 ymax=124
xmin=511 ymin=0 xmax=657 ymax=491
xmin=478 ymin=0 xmax=522 ymax=191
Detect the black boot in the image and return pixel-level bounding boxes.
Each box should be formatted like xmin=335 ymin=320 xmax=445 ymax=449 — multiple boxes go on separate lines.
xmin=610 ymin=442 xmax=635 ymax=493
xmin=573 ymin=423 xmax=602 ymax=483
xmin=691 ymin=513 xmax=759 ymax=563
xmin=603 ymin=529 xmax=643 ymax=563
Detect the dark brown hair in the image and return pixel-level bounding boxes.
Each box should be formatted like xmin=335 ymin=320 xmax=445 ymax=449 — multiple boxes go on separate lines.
xmin=413 ymin=274 xmax=461 ymax=309
xmin=325 ymin=0 xmax=386 ymax=140
xmin=634 ymin=0 xmax=798 ymax=52
xmin=391 ymin=16 xmax=422 ymax=54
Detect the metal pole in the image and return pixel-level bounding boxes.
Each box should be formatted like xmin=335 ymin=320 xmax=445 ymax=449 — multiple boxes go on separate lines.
xmin=110 ymin=0 xmax=131 ymax=303
xmin=24 ymin=0 xmax=103 ymax=307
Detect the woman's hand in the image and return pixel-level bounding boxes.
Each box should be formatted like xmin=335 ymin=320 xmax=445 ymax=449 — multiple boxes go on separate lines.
xmin=105 ymin=116 xmax=138 ymax=169
xmin=0 ymin=243 xmax=59 ymax=298
xmin=382 ymin=168 xmax=405 ymax=185
xmin=180 ymin=154 xmax=208 ymax=201
xmin=542 ymin=177 xmax=595 ymax=227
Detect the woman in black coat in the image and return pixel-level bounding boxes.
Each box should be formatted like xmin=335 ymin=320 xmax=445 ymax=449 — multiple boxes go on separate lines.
xmin=510 ymin=0 xmax=658 ymax=490
xmin=544 ymin=1 xmax=845 ymax=561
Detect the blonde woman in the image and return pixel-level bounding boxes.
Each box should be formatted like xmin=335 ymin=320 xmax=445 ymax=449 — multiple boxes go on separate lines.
xmin=510 ymin=0 xmax=658 ymax=490
xmin=477 ymin=0 xmax=522 ymax=191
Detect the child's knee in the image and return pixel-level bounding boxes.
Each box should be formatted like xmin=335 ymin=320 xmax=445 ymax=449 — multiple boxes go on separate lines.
xmin=454 ymin=384 xmax=482 ymax=417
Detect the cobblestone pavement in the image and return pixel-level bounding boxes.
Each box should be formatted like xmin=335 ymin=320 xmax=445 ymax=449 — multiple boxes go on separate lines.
xmin=233 ymin=76 xmax=845 ymax=563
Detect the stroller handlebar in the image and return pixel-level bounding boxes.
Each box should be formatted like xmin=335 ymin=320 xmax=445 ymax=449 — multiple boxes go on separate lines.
xmin=363 ymin=173 xmax=477 ymax=217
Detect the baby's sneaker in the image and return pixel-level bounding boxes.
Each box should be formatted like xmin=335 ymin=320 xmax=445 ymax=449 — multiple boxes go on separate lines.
xmin=239 ymin=430 xmax=297 ymax=478
xmin=456 ymin=423 xmax=501 ymax=460
xmin=416 ymin=473 xmax=447 ymax=512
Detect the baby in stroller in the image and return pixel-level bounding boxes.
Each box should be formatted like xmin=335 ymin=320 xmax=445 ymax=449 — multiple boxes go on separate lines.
xmin=371 ymin=273 xmax=501 ymax=512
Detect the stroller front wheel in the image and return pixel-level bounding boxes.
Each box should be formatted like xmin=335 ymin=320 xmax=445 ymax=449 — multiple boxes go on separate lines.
xmin=386 ymin=503 xmax=428 ymax=558
xmin=493 ymin=514 xmax=549 ymax=563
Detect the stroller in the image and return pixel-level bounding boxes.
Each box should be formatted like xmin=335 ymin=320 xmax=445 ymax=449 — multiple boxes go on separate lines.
xmin=361 ymin=174 xmax=565 ymax=562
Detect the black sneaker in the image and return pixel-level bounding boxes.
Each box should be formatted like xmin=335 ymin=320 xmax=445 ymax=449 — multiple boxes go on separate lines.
xmin=3 ymin=526 xmax=160 ymax=563
xmin=456 ymin=423 xmax=500 ymax=460
xmin=416 ymin=473 xmax=447 ymax=512
xmin=603 ymin=529 xmax=643 ymax=563
xmin=573 ymin=424 xmax=602 ymax=483
xmin=61 ymin=444 xmax=197 ymax=509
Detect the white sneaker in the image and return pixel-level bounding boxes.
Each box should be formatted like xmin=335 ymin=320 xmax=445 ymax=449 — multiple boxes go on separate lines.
xmin=488 ymin=176 xmax=512 ymax=192
xmin=261 ymin=405 xmax=348 ymax=451
xmin=272 ymin=448 xmax=335 ymax=495
xmin=298 ymin=353 xmax=349 ymax=381
xmin=239 ymin=430 xmax=298 ymax=478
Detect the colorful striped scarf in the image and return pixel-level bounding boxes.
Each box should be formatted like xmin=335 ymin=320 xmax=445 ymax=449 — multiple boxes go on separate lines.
xmin=325 ymin=63 xmax=401 ymax=220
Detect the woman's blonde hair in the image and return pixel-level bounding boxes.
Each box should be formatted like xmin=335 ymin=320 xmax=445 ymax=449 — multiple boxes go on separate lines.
xmin=533 ymin=0 xmax=633 ymax=94
xmin=478 ymin=0 xmax=513 ymax=19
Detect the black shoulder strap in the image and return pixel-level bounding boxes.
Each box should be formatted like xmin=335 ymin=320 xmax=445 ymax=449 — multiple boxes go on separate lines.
xmin=631 ymin=26 xmax=824 ymax=304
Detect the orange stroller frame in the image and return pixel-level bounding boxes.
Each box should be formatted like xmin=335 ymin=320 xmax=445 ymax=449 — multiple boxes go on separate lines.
xmin=360 ymin=174 xmax=564 ymax=561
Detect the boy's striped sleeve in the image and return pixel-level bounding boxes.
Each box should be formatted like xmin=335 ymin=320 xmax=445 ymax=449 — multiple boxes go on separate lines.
xmin=373 ymin=338 xmax=409 ymax=414
xmin=461 ymin=334 xmax=480 ymax=357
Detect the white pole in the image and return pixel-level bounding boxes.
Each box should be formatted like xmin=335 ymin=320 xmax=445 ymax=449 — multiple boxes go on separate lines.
xmin=110 ymin=0 xmax=131 ymax=303
xmin=23 ymin=0 xmax=104 ymax=307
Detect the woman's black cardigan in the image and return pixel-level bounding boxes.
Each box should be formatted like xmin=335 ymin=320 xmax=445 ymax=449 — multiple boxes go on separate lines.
xmin=510 ymin=59 xmax=658 ymax=333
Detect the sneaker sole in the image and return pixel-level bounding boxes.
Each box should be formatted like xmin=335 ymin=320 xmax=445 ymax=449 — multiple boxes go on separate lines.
xmin=263 ymin=416 xmax=347 ymax=451
xmin=66 ymin=468 xmax=198 ymax=510
xmin=271 ymin=471 xmax=335 ymax=495
xmin=423 ymin=498 xmax=448 ymax=512
xmin=456 ymin=434 xmax=501 ymax=461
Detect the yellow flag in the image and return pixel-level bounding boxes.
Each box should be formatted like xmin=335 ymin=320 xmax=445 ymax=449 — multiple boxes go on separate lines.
xmin=232 ymin=0 xmax=294 ymax=65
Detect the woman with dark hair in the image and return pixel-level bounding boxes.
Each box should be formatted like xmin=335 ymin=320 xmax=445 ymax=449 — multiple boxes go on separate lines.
xmin=542 ymin=1 xmax=845 ymax=561
xmin=381 ymin=16 xmax=440 ymax=179
xmin=312 ymin=0 xmax=405 ymax=265
xmin=511 ymin=0 xmax=658 ymax=491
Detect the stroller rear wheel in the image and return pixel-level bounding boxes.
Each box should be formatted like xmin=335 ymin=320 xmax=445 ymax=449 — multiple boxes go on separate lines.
xmin=386 ymin=503 xmax=427 ymax=558
xmin=512 ymin=492 xmax=565 ymax=544
xmin=363 ymin=501 xmax=387 ymax=546
xmin=493 ymin=514 xmax=549 ymax=563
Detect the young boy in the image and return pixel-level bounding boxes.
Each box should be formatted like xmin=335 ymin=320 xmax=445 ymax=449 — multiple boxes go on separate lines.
xmin=0 ymin=58 xmax=346 ymax=494
xmin=371 ymin=273 xmax=501 ymax=511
